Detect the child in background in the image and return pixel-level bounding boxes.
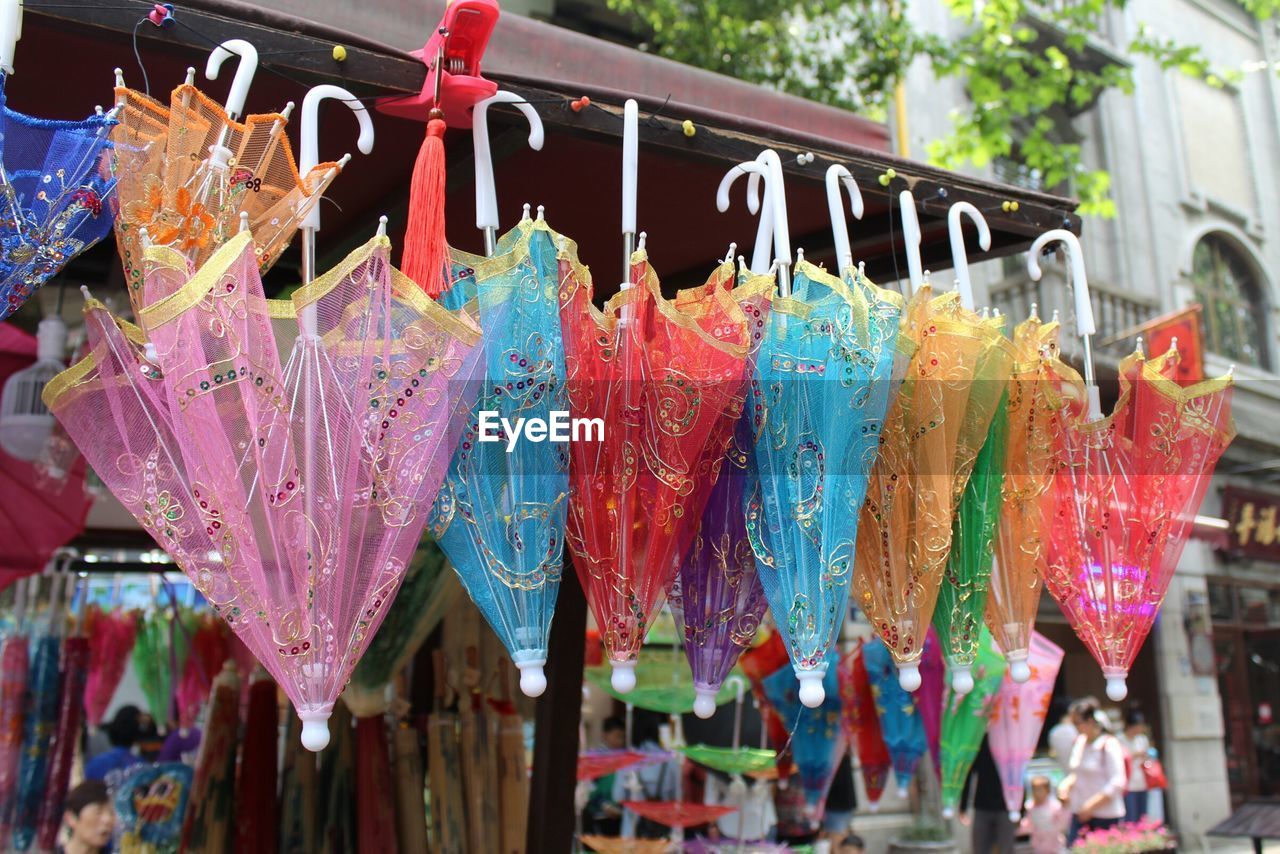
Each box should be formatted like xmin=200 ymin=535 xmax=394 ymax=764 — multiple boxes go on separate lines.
xmin=1022 ymin=775 xmax=1068 ymax=854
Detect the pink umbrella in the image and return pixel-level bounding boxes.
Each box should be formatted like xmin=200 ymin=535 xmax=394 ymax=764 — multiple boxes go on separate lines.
xmin=83 ymin=605 xmax=139 ymax=727
xmin=986 ymin=632 xmax=1064 ymax=819
xmin=0 ymin=628 xmax=28 ymax=843
xmin=36 ymin=635 xmax=89 ymax=850
xmin=917 ymin=629 xmax=945 ymax=776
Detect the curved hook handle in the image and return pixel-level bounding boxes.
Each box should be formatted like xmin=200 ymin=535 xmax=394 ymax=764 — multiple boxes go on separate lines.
xmin=947 ymin=201 xmax=991 ymax=311
xmin=717 ymin=161 xmax=774 ymax=275
xmin=900 ymin=190 xmax=923 ymax=296
xmin=826 ymin=164 xmax=864 ymax=275
xmin=474 ymin=91 xmax=544 ymax=234
xmin=1026 ymin=228 xmax=1094 ymax=337
xmin=0 ymin=0 xmax=23 ymax=76
xmin=751 ymin=150 xmax=790 ymax=267
xmin=205 ymin=39 xmax=260 ymax=121
xmin=622 ymin=99 xmax=639 ymax=238
xmin=299 ymin=85 xmax=375 ymax=231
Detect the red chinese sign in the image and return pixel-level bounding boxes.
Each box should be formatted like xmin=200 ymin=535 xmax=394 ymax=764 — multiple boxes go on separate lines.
xmin=1142 ymin=305 xmax=1205 ymax=385
xmin=1220 ymin=487 xmax=1280 ymax=562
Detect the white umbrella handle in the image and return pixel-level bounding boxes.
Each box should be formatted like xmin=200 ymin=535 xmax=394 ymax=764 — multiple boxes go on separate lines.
xmin=947 ymin=201 xmax=991 ymax=311
xmin=717 ymin=161 xmax=773 ymax=275
xmin=1026 ymin=229 xmax=1095 ymax=337
xmin=0 ymin=0 xmax=22 ymax=76
xmin=205 ymin=39 xmax=259 ymax=121
xmin=826 ymin=164 xmax=864 ymax=275
xmin=622 ymin=99 xmax=639 ymax=239
xmin=900 ymin=190 xmax=923 ymax=295
xmin=299 ymin=84 xmax=375 ymax=232
xmin=473 ymin=91 xmax=544 ymax=234
xmin=752 ymin=150 xmax=790 ymax=267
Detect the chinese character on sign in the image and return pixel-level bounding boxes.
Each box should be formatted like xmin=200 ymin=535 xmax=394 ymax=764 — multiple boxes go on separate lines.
xmin=1221 ymin=488 xmax=1280 ymax=562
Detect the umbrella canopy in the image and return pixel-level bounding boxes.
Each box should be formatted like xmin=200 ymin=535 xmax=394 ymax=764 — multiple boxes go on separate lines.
xmin=344 ymin=537 xmax=455 ymax=718
xmin=917 ymin=628 xmax=946 ymax=775
xmin=620 ymin=801 xmax=736 ymax=829
xmin=939 ymin=627 xmax=1006 ymax=816
xmin=35 ymin=634 xmax=88 ymax=851
xmin=679 ymin=745 xmax=777 ymax=777
xmin=132 ymin=608 xmax=193 ymax=728
xmin=1042 ymin=343 xmax=1234 ymax=700
xmin=562 ymin=237 xmax=755 ymax=691
xmin=0 ymin=325 xmax=92 ymax=591
xmin=11 ymin=630 xmax=58 ymax=852
xmin=46 ymin=228 xmax=483 ymax=749
xmin=581 ymin=836 xmax=670 ymax=854
xmin=987 ymin=632 xmax=1064 ymax=818
xmin=180 ymin=662 xmax=239 ymax=851
xmin=430 ymin=216 xmax=568 ymax=698
xmin=113 ymin=762 xmax=194 ymax=852
xmin=584 ymin=648 xmax=740 ymax=716
xmin=578 ymin=749 xmax=674 ymax=782
xmin=0 ymin=74 xmax=115 ymax=319
xmin=837 ymin=641 xmax=891 ymax=810
xmin=176 ymin=611 xmax=229 ymax=726
xmin=0 ymin=632 xmax=26 ymax=842
xmin=110 ymin=75 xmax=338 ymax=314
xmin=83 ymin=605 xmax=138 ymax=726
xmin=747 ymin=261 xmax=902 ymax=706
xmin=863 ymin=635 xmax=924 ymax=798
xmin=855 ymin=288 xmax=1010 ymax=691
xmin=670 ymin=268 xmax=772 ymax=718
xmin=738 ymin=631 xmax=792 ymax=778
xmin=761 ymin=650 xmax=844 ymax=820
xmin=987 ymin=315 xmax=1063 ymax=682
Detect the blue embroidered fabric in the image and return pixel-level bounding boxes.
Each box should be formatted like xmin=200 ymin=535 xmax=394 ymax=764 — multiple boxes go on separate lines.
xmin=0 ymin=75 xmax=116 ymax=319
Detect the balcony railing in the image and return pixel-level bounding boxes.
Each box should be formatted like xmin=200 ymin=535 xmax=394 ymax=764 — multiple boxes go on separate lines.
xmin=989 ymin=273 xmax=1159 ymax=361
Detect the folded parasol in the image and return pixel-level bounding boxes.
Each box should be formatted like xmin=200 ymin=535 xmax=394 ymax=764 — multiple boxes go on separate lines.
xmin=863 ymin=635 xmax=924 ymax=799
xmin=987 ymin=631 xmax=1063 ymax=819
xmin=939 ymin=626 xmax=1005 ymax=817
xmin=837 ymin=641 xmax=891 ymax=810
xmin=761 ymin=650 xmax=844 ymax=821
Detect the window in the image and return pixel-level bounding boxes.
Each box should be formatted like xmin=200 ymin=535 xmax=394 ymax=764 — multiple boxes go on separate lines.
xmin=1191 ymin=234 xmax=1270 ymax=369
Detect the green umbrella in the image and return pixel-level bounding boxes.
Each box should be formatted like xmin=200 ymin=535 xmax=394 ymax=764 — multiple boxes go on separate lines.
xmin=933 ymin=387 xmax=1010 ymax=695
xmin=133 ymin=607 xmax=196 ymax=726
xmin=940 ymin=627 xmax=1006 ymax=816
xmin=343 ymin=537 xmax=458 ymax=717
xmin=584 ymin=648 xmax=740 ymax=715
xmin=679 ymin=745 xmax=777 ymax=776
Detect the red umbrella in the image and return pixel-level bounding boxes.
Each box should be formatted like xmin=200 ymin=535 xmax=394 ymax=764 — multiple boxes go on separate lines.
xmin=0 ymin=325 xmax=91 ymax=591
xmin=235 ymin=672 xmax=279 ymax=854
xmin=83 ymin=605 xmax=138 ymax=727
xmin=619 ymin=801 xmax=735 ymax=829
xmin=0 ymin=629 xmax=27 ymax=842
xmin=177 ymin=612 xmax=229 ymax=726
xmin=577 ymin=750 xmax=671 ymax=782
xmin=837 ymin=642 xmax=891 ymax=811
xmin=35 ymin=635 xmax=89 ymax=850
xmin=355 ymin=715 xmax=398 ymax=853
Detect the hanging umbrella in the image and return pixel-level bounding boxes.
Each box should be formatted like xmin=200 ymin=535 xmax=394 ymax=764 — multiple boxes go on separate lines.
xmin=683 ymin=841 xmax=789 ymax=854
xmin=176 ymin=610 xmax=229 ymax=726
xmin=738 ymin=631 xmax=792 ymax=779
xmin=584 ymin=648 xmax=740 ymax=716
xmin=862 ymin=636 xmax=924 ymax=799
xmin=619 ymin=802 xmax=736 ymax=831
xmin=855 ymin=194 xmax=1011 ymax=693
xmin=0 ymin=325 xmax=92 ymax=591
xmin=670 ymin=260 xmax=772 ymax=718
xmin=987 ymin=631 xmax=1064 ymax=820
xmin=1029 ymin=231 xmax=1235 ymax=700
xmin=0 ymin=9 xmax=115 ymax=320
xmin=112 ymin=762 xmax=194 ymax=852
xmin=580 ymin=836 xmax=670 ymax=854
xmin=939 ymin=626 xmax=1005 ymax=817
xmin=917 ymin=628 xmax=946 ymax=775
xmin=344 ymin=537 xmax=456 ymax=717
xmin=48 ymin=198 xmax=483 ymax=750
xmin=110 ymin=44 xmax=346 ymax=314
xmin=0 ymin=603 xmax=26 ymax=843
xmin=760 ymin=650 xmax=844 ymax=821
xmin=132 ymin=608 xmax=192 ymax=728
xmin=736 ymin=154 xmax=902 ymax=708
xmin=181 ymin=661 xmax=239 ymax=851
xmin=987 ymin=312 xmax=1062 ymax=682
xmin=578 ymin=749 xmax=669 ymax=782
xmin=35 ymin=631 xmax=89 ymax=851
xmin=235 ymin=671 xmax=279 ymax=854
xmin=679 ymin=745 xmax=776 ymax=777
xmin=838 ymin=641 xmax=891 ymax=810
xmin=564 ymin=102 xmax=754 ymax=692
xmin=83 ymin=604 xmax=138 ymax=726
xmin=278 ymin=712 xmax=318 ymax=854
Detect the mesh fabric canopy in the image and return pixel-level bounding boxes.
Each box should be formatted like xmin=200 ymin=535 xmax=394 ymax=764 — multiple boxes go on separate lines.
xmin=679 ymin=745 xmax=777 ymax=776
xmin=0 ymin=75 xmax=115 ymax=319
xmin=761 ymin=649 xmax=844 ymax=820
xmin=45 ymin=229 xmax=483 ymax=747
xmin=940 ymin=627 xmax=1005 ymax=814
xmin=82 ymin=605 xmax=138 ymax=727
xmin=863 ymin=635 xmax=924 ymax=797
xmin=619 ymin=801 xmax=735 ymax=828
xmin=584 ymin=648 xmax=740 ymax=715
xmin=746 ymin=262 xmax=901 ymax=703
xmin=837 ymin=641 xmax=890 ymax=808
xmin=988 ymin=632 xmax=1063 ymax=817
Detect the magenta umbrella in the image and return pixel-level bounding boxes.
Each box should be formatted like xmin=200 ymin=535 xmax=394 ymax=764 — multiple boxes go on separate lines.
xmin=36 ymin=634 xmax=89 ymax=850
xmin=0 ymin=614 xmax=28 ymax=843
xmin=987 ymin=632 xmax=1064 ymax=819
xmin=917 ymin=629 xmax=945 ymax=776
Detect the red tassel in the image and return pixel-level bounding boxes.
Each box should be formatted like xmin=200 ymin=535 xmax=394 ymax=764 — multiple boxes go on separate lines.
xmin=401 ymin=117 xmax=449 ymax=298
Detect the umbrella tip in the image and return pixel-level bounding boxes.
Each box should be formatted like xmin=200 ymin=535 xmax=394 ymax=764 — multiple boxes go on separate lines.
xmin=138 ymin=227 xmax=151 ymax=249
xmin=376 ymin=215 xmax=388 ymax=238
xmin=536 ymin=204 xmax=545 ymax=222
xmin=79 ymin=285 xmax=92 ymax=302
xmin=516 ymin=660 xmax=547 ymax=698
xmin=867 ymin=800 xmax=880 ymax=813
xmin=942 ymin=806 xmax=955 ymax=819
xmin=950 ymin=666 xmax=974 ymax=696
xmin=693 ymin=689 xmax=717 ymax=719
xmin=184 ymin=67 xmax=195 ymax=86
xmin=238 ymin=211 xmax=250 ymax=234
xmin=114 ymin=68 xmax=124 ymax=88
xmin=723 ymin=242 xmax=736 ymax=265
xmin=522 ymin=203 xmax=531 ymax=221
xmin=636 ymin=231 xmax=647 ymax=252
xmin=610 ymin=660 xmax=637 ymax=694
xmin=300 ymin=714 xmax=331 ymax=752
xmin=280 ymin=101 xmax=296 ymax=120
xmin=1105 ymin=675 xmax=1128 ymax=702
xmin=1135 ymin=335 xmax=1145 ymax=357
xmin=1029 ymin=302 xmax=1039 ymax=320
xmin=1009 ymin=810 xmax=1021 ymax=823
xmin=897 ymin=786 xmax=910 ymax=799
xmin=337 ymin=152 xmax=353 ymax=168
xmin=796 ymin=247 xmax=805 ymax=264
xmin=1169 ymin=335 xmax=1179 ymax=353
xmin=796 ymin=669 xmax=825 ymax=708
xmin=897 ymin=663 xmax=921 ymax=693
xmin=1228 ymin=363 xmax=1236 ymax=378
xmin=1009 ymin=659 xmax=1031 ymax=683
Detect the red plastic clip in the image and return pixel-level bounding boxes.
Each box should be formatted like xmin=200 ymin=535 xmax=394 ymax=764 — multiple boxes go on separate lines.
xmin=375 ymin=0 xmax=500 ymax=128
xmin=147 ymin=3 xmax=175 ymax=28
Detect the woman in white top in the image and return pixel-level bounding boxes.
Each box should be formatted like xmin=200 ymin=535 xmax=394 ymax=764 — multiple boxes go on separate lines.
xmin=1057 ymin=699 xmax=1128 ymax=846
xmin=1117 ymin=708 xmax=1151 ymax=821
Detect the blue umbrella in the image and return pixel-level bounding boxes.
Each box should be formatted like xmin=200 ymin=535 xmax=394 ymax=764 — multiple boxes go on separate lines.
xmin=745 ymin=259 xmax=902 ymax=707
xmin=429 ymin=215 xmax=567 ymax=698
xmin=760 ymin=649 xmax=844 ymax=823
xmin=0 ymin=71 xmax=115 ymax=319
xmin=11 ymin=630 xmax=58 ymax=851
xmin=864 ymin=636 xmax=926 ymax=798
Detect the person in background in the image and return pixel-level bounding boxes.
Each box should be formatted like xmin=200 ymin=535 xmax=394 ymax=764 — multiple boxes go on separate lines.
xmin=84 ymin=705 xmax=143 ymax=782
xmin=821 ymin=752 xmax=857 ymax=843
xmin=1048 ymin=698 xmax=1084 ymax=773
xmin=584 ymin=716 xmax=626 ymax=836
xmin=962 ymin=736 xmax=1017 ymax=853
xmin=1021 ymin=775 xmax=1067 ymax=854
xmin=59 ymin=780 xmax=115 ymax=854
xmin=1117 ymin=708 xmax=1151 ymax=821
xmin=613 ymin=711 xmax=678 ymax=838
xmin=835 ymin=833 xmax=866 ymax=854
xmin=1058 ymin=698 xmax=1127 ymax=845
